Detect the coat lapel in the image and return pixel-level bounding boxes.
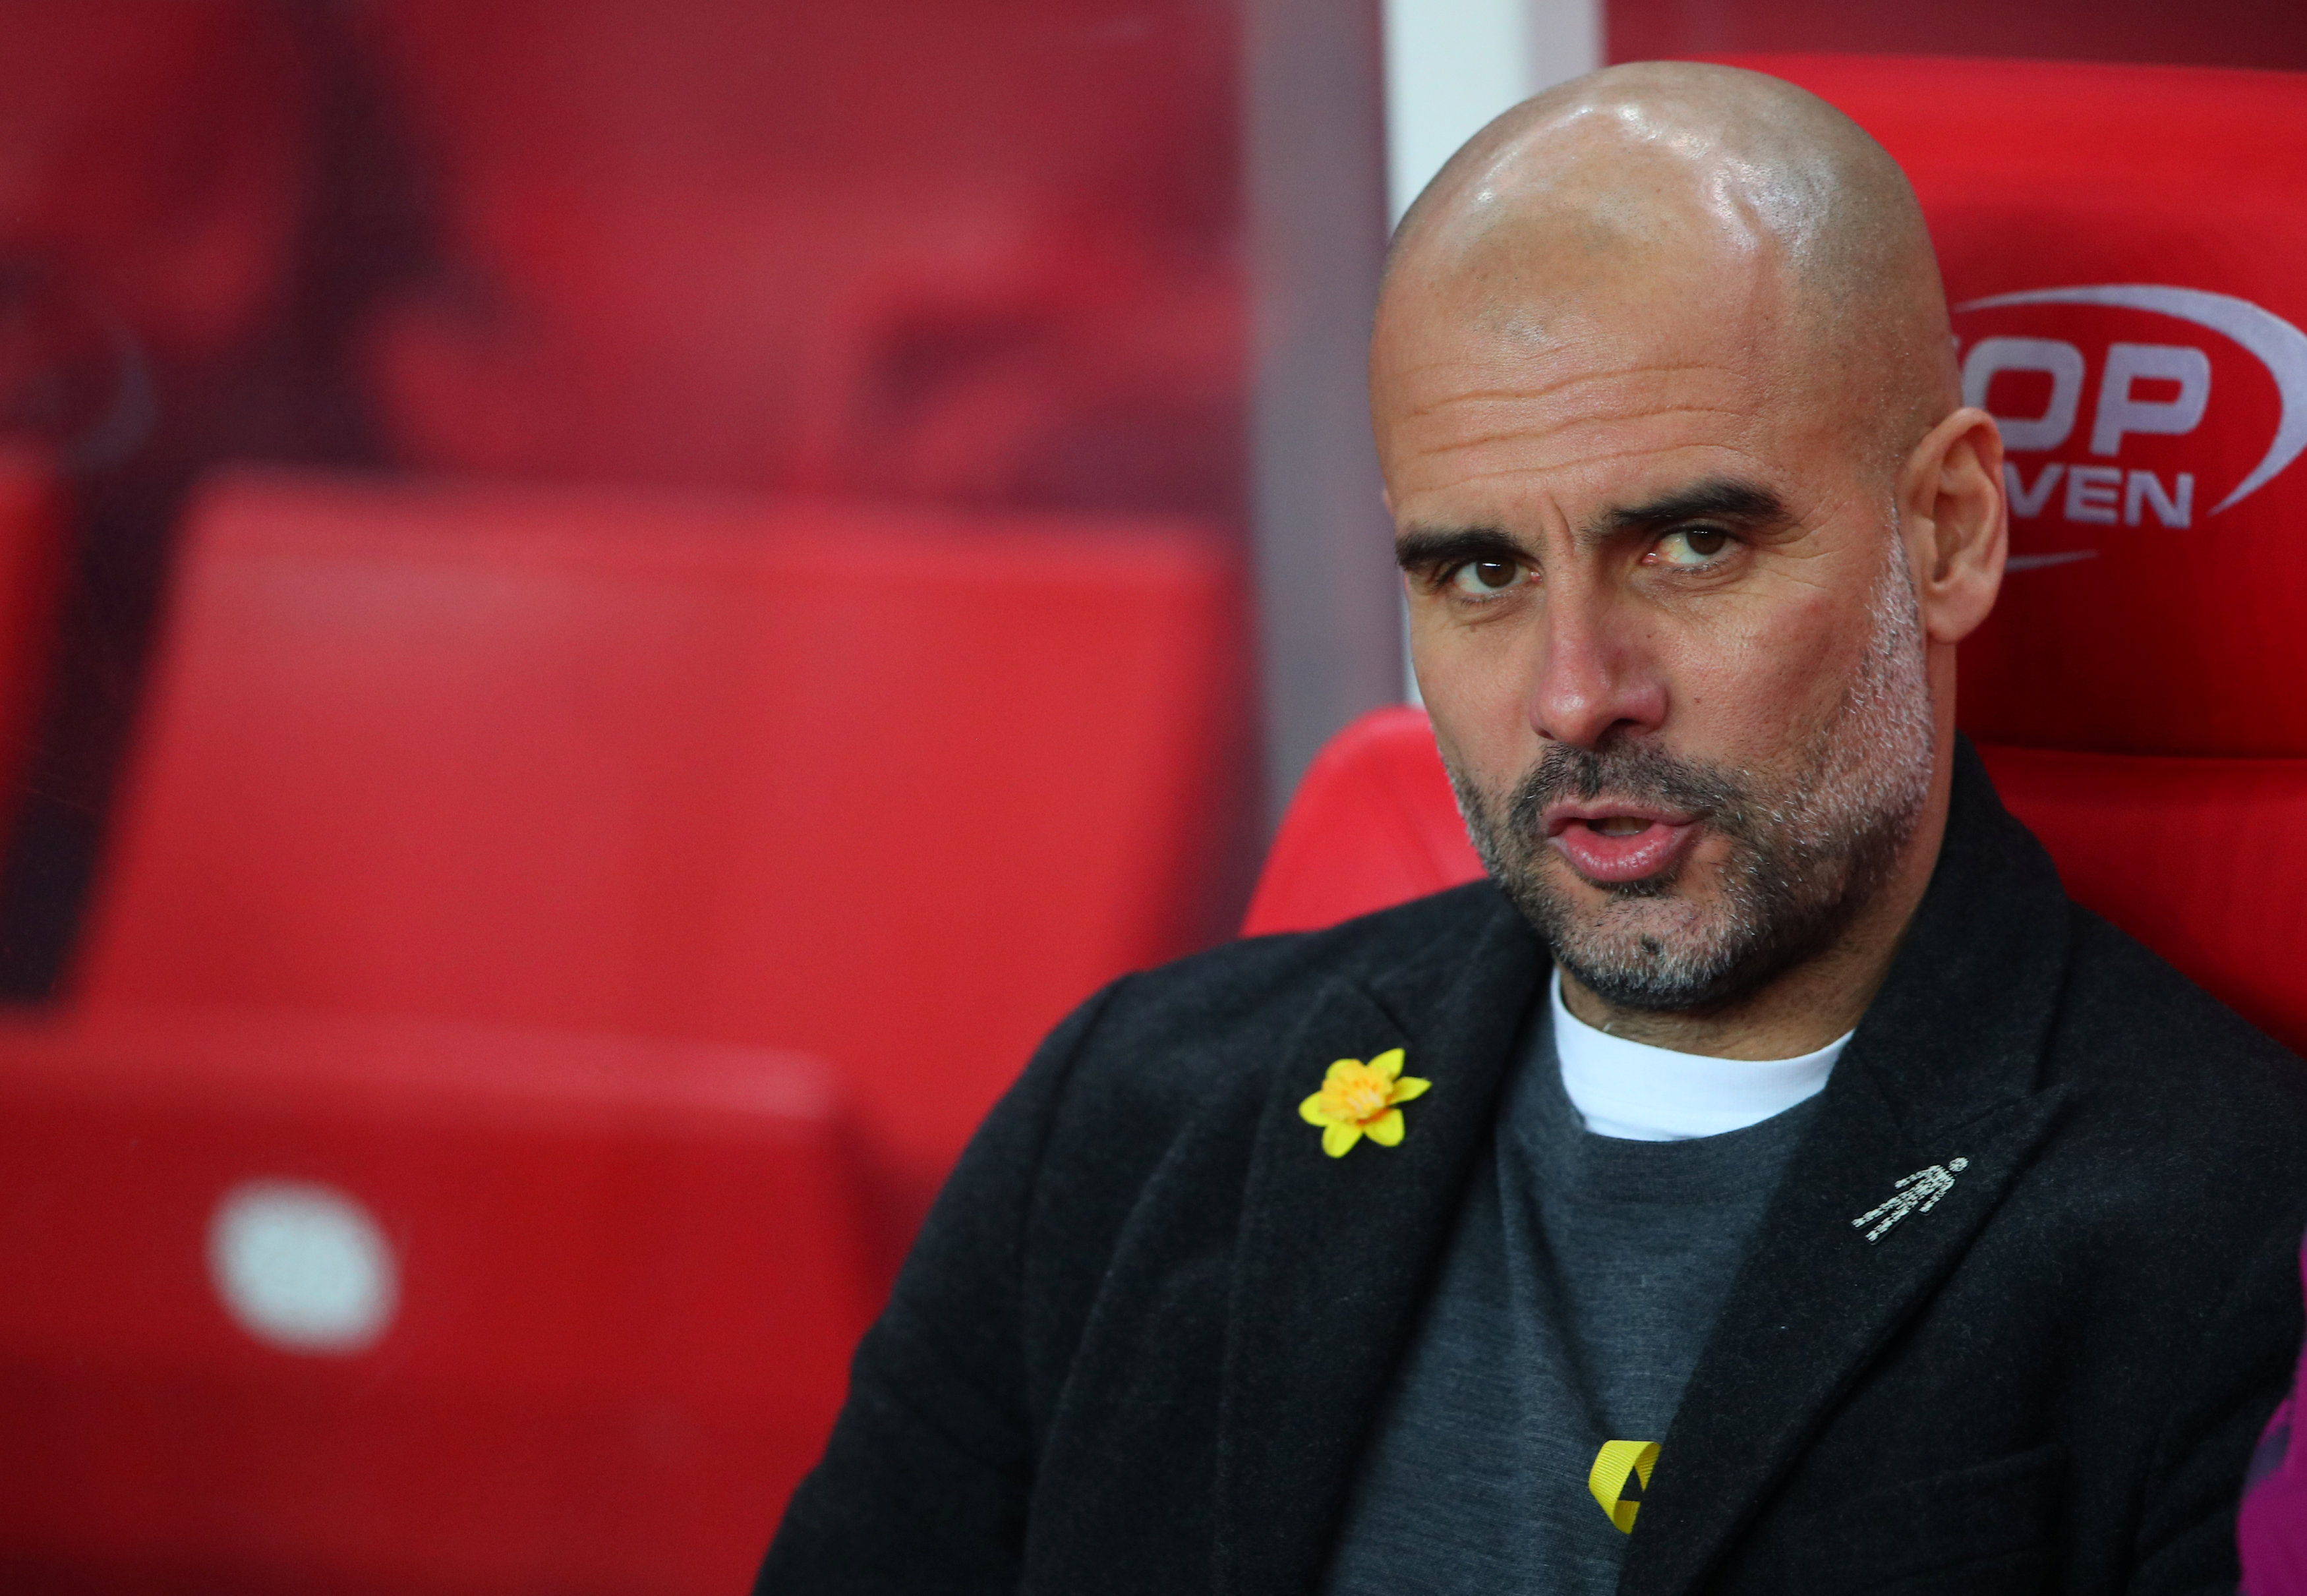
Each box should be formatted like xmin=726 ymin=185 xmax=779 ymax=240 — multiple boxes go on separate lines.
xmin=1619 ymin=740 xmax=2079 ymax=1596
xmin=1214 ymin=890 xmax=1542 ymax=1596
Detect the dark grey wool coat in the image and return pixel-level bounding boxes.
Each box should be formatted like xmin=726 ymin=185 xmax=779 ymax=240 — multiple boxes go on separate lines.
xmin=760 ymin=742 xmax=2307 ymax=1595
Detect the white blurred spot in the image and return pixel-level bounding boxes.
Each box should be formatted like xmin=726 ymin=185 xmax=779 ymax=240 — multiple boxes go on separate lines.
xmin=208 ymin=1180 xmax=397 ymax=1354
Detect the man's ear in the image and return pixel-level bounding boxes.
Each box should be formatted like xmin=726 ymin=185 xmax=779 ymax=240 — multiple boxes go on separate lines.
xmin=1899 ymin=405 xmax=2007 ymax=646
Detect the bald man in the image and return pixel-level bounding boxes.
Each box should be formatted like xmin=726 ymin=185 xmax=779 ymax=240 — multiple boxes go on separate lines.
xmin=760 ymin=65 xmax=2307 ymax=1596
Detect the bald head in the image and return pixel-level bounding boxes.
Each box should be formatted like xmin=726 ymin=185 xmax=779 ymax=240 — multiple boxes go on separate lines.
xmin=1377 ymin=61 xmax=1958 ymax=474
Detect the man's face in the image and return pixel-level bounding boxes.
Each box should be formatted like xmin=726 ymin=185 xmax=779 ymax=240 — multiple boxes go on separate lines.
xmin=1372 ymin=233 xmax=1937 ymax=1012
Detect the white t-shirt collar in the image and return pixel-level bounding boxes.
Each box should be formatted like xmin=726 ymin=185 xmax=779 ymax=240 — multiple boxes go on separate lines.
xmin=1550 ymin=967 xmax=1848 ymax=1143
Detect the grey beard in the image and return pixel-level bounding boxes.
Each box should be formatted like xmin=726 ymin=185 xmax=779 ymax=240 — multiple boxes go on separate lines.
xmin=1450 ymin=533 xmax=1935 ymax=1013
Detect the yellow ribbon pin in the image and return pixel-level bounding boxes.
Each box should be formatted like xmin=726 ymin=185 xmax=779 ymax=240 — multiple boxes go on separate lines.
xmin=1589 ymin=1439 xmax=1660 ymax=1533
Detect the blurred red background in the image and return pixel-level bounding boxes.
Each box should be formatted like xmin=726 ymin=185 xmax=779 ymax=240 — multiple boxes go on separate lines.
xmin=0 ymin=2 xmax=2301 ymax=1592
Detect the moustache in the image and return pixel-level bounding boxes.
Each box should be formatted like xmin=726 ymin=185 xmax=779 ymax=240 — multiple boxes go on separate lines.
xmin=1499 ymin=740 xmax=1754 ymax=847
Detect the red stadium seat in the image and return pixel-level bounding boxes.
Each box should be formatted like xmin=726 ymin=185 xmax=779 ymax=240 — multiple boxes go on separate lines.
xmin=0 ymin=1008 xmax=879 ymax=1595
xmin=1241 ymin=705 xmax=1480 ymax=938
xmin=1968 ymin=747 xmax=2307 ymax=1048
xmin=1249 ymin=59 xmax=2307 ymax=1056
xmin=74 ymin=469 xmax=1244 ymax=1217
xmin=0 ymin=445 xmax=61 ymax=822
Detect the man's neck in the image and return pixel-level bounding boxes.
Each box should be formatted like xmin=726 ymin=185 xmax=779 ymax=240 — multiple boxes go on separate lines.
xmin=1556 ymin=757 xmax=1954 ymax=1062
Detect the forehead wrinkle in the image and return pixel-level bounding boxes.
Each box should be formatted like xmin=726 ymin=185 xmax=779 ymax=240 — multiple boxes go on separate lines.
xmin=1394 ymin=407 xmax=1762 ymax=472
xmin=1391 ymin=361 xmax=1738 ymax=418
xmin=1389 ymin=369 xmax=1763 ymax=449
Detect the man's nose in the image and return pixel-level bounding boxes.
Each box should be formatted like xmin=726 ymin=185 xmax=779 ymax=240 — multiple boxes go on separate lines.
xmin=1527 ymin=582 xmax=1668 ymax=751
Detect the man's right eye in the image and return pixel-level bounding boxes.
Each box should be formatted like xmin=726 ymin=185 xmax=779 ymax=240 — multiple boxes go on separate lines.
xmin=1447 ymin=559 xmax=1526 ymax=597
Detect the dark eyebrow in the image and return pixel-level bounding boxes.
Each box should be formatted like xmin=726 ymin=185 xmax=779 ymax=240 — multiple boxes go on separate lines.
xmin=1394 ymin=526 xmax=1526 ymax=572
xmin=1594 ymin=477 xmax=1790 ymax=537
xmin=1395 ymin=478 xmax=1792 ymax=573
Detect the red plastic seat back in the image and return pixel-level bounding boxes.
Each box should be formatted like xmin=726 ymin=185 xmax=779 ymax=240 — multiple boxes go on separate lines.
xmin=1241 ymin=706 xmax=1480 ymax=937
xmin=77 ymin=470 xmax=1245 ymax=1213
xmin=1966 ymin=746 xmax=2307 ymax=1046
xmin=0 ymin=1010 xmax=877 ymax=1594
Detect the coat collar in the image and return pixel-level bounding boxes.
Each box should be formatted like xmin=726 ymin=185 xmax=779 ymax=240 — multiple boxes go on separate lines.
xmin=1213 ymin=737 xmax=2073 ymax=1596
xmin=1618 ymin=737 xmax=2076 ymax=1596
xmin=1214 ymin=886 xmax=1542 ymax=1596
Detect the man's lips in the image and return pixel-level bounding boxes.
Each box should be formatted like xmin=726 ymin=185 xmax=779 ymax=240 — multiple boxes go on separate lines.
xmin=1544 ymin=802 xmax=1705 ymax=886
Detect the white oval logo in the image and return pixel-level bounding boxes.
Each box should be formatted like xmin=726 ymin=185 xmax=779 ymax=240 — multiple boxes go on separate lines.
xmin=1957 ymin=283 xmax=2307 ymax=516
xmin=208 ymin=1180 xmax=398 ymax=1354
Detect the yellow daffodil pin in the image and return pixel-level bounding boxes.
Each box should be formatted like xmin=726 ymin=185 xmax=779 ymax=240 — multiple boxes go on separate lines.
xmin=1299 ymin=1047 xmax=1430 ymax=1158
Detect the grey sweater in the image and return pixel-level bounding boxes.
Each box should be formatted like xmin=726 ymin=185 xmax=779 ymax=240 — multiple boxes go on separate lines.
xmin=1324 ymin=1010 xmax=1821 ymax=1595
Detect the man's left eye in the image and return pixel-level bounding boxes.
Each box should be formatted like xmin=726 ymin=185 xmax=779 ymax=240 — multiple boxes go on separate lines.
xmin=1653 ymin=527 xmax=1733 ymax=567
xmin=1447 ymin=558 xmax=1527 ymax=596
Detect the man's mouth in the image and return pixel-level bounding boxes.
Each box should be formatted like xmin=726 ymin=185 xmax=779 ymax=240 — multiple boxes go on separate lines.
xmin=1544 ymin=803 xmax=1705 ymax=885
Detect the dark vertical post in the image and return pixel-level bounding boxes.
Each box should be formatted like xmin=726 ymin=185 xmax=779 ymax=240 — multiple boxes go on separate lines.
xmin=1242 ymin=0 xmax=1400 ymax=828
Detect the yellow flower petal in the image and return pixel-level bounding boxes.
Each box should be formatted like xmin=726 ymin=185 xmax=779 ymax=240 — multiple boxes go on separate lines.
xmin=1322 ymin=1122 xmax=1364 ymax=1158
xmin=1326 ymin=1058 xmax=1363 ymax=1085
xmin=1369 ymin=1047 xmax=1405 ymax=1082
xmin=1300 ymin=1093 xmax=1335 ymax=1126
xmin=1391 ymin=1076 xmax=1431 ymax=1103
xmin=1364 ymin=1108 xmax=1406 ymax=1146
